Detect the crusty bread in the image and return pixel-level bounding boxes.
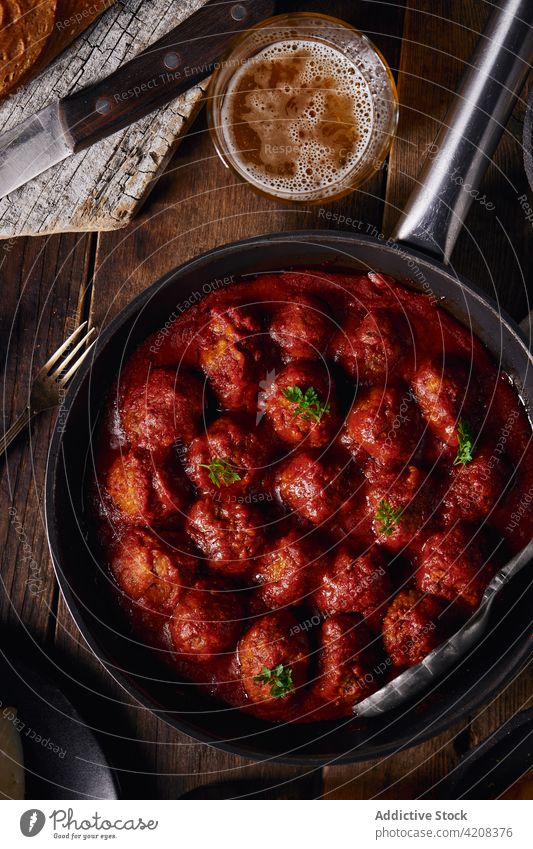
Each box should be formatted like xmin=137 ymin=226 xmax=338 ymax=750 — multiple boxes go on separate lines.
xmin=0 ymin=0 xmax=116 ymax=100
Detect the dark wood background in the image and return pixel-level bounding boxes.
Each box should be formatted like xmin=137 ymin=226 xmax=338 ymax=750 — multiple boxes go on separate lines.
xmin=1 ymin=0 xmax=531 ymax=799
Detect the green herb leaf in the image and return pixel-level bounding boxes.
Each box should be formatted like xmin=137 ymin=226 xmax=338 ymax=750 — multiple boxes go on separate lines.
xmin=253 ymin=664 xmax=294 ymax=699
xmin=199 ymin=457 xmax=241 ymax=488
xmin=375 ymin=498 xmax=402 ymax=536
xmin=453 ymin=418 xmax=475 ymax=466
xmin=282 ymin=385 xmax=331 ymax=423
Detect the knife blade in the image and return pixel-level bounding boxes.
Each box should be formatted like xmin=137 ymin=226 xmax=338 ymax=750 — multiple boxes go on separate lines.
xmin=0 ymin=0 xmax=275 ymax=200
xmin=0 ymin=104 xmax=72 ymax=198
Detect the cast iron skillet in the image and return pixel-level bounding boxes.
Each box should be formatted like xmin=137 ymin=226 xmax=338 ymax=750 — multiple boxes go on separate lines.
xmin=45 ymin=2 xmax=533 ymax=764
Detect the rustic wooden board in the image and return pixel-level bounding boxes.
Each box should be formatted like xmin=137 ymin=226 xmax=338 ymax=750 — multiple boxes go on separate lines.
xmin=0 ymin=0 xmax=209 ymax=239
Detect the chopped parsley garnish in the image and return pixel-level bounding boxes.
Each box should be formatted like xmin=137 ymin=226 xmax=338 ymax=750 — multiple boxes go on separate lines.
xmin=375 ymin=498 xmax=402 ymax=536
xmin=199 ymin=457 xmax=241 ymax=488
xmin=282 ymin=385 xmax=331 ymax=423
xmin=453 ymin=418 xmax=475 ymax=466
xmin=253 ymin=664 xmax=294 ymax=699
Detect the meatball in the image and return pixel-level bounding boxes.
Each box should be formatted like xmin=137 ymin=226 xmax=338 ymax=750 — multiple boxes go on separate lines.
xmin=317 ymin=615 xmax=377 ymax=708
xmin=277 ymin=450 xmax=346 ymax=525
xmin=366 ymin=463 xmax=434 ymax=551
xmin=314 ymin=545 xmax=392 ymax=631
xmin=170 ymin=581 xmax=245 ymax=662
xmin=264 ymin=361 xmax=338 ymax=448
xmin=187 ymin=497 xmax=264 ymax=575
xmin=238 ymin=611 xmax=310 ymax=704
xmin=198 ymin=304 xmax=263 ymax=411
xmin=270 ymin=294 xmax=333 ymax=362
xmin=105 ymin=452 xmax=150 ymax=521
xmin=345 ymin=384 xmax=422 ymax=467
xmin=443 ymin=450 xmax=511 ymax=524
xmin=333 ymin=308 xmax=410 ymax=383
xmin=121 ymin=367 xmax=204 ymax=454
xmin=382 ymin=589 xmax=445 ymax=668
xmin=104 ymin=451 xmax=189 ymax=524
xmin=416 ymin=527 xmax=495 ymax=611
xmin=110 ymin=528 xmax=197 ymax=613
xmin=186 ymin=414 xmax=268 ymax=496
xmin=412 ymin=359 xmax=478 ymax=447
xmin=254 ymin=531 xmax=315 ymax=608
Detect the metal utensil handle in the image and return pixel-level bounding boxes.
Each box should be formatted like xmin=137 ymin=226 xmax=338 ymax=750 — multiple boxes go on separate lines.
xmin=392 ymin=0 xmax=533 ymax=263
xmin=0 ymin=406 xmax=32 ymax=458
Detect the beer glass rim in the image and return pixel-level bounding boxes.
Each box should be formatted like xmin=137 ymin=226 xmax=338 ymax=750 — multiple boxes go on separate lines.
xmin=206 ymin=11 xmax=399 ymax=205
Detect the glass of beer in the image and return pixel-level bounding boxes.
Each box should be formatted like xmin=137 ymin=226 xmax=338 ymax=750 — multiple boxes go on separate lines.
xmin=207 ymin=12 xmax=399 ymax=204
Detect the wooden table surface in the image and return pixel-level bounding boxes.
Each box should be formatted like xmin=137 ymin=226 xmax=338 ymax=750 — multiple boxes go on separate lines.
xmin=1 ymin=0 xmax=531 ymax=800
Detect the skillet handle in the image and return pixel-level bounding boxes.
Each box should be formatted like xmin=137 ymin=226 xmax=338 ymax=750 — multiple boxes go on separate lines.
xmin=392 ymin=0 xmax=533 ymax=263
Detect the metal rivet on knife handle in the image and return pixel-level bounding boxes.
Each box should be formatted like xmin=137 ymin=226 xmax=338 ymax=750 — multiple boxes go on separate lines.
xmin=163 ymin=52 xmax=181 ymax=70
xmin=95 ymin=97 xmax=112 ymax=115
xmin=231 ymin=4 xmax=247 ymax=21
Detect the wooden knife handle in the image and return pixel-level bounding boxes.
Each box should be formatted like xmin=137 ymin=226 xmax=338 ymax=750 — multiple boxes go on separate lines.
xmin=60 ymin=0 xmax=275 ymax=152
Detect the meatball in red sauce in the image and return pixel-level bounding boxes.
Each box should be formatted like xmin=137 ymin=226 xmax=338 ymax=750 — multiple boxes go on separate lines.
xmin=344 ymin=384 xmax=422 ymax=467
xmin=187 ymin=497 xmax=264 ymax=575
xmin=105 ymin=452 xmax=150 ymax=522
xmin=366 ymin=463 xmax=435 ymax=551
xmin=238 ymin=611 xmax=310 ymax=705
xmin=314 ymin=545 xmax=392 ymax=631
xmin=186 ymin=414 xmax=268 ymax=497
xmin=333 ymin=308 xmax=412 ymax=384
xmin=104 ymin=451 xmax=189 ymax=525
xmin=270 ymin=294 xmax=334 ymax=362
xmin=121 ymin=367 xmax=204 ymax=455
xmin=277 ymin=450 xmax=346 ymax=525
xmin=198 ymin=304 xmax=263 ymax=411
xmin=412 ymin=359 xmax=479 ymax=447
xmin=170 ymin=581 xmax=245 ymax=662
xmin=382 ymin=589 xmax=445 ymax=668
xmin=264 ymin=361 xmax=338 ymax=449
xmin=110 ymin=528 xmax=197 ymax=614
xmin=443 ymin=449 xmax=511 ymax=524
xmin=316 ymin=615 xmax=377 ymax=708
xmin=254 ymin=531 xmax=316 ymax=609
xmin=416 ymin=527 xmax=495 ymax=612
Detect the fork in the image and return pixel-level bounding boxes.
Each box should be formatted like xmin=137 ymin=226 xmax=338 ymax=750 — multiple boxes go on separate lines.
xmin=1 ymin=321 xmax=96 ymax=458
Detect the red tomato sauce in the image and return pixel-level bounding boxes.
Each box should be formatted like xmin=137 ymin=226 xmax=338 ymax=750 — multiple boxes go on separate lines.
xmin=90 ymin=270 xmax=533 ymax=723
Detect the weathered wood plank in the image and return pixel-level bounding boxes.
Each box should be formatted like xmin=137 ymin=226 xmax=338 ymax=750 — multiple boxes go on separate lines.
xmin=0 ymin=0 xmax=208 ymax=238
xmin=323 ymin=726 xmax=465 ymax=800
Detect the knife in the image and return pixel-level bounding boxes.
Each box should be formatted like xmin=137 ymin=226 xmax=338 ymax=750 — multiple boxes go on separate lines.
xmin=0 ymin=0 xmax=275 ymax=199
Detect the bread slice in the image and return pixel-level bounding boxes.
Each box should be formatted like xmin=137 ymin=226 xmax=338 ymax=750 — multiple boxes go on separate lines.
xmin=0 ymin=0 xmax=116 ymax=101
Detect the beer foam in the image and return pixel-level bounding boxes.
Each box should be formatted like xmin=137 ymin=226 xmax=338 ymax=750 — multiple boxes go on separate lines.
xmin=221 ymin=39 xmax=374 ymax=198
